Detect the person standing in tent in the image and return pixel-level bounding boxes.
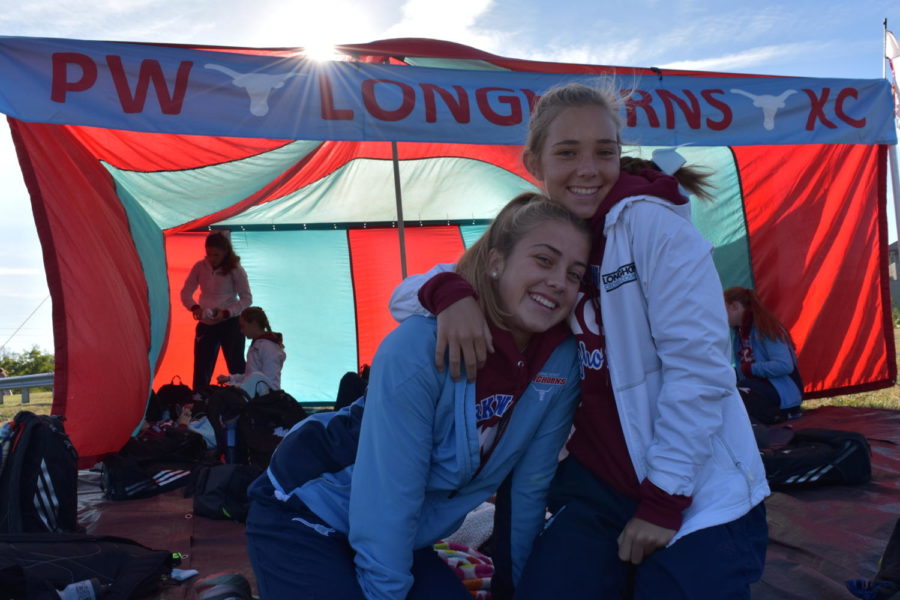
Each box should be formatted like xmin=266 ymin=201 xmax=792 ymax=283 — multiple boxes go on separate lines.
xmin=180 ymin=231 xmax=252 ymax=392
xmin=245 ymin=194 xmax=588 ymax=599
xmin=217 ymin=306 xmax=286 ymax=396
xmin=390 ymin=82 xmax=769 ymax=599
xmin=724 ymin=286 xmax=803 ymax=424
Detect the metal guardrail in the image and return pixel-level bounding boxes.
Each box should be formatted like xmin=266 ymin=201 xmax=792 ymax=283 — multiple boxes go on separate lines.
xmin=0 ymin=372 xmax=54 ymax=404
xmin=0 ymin=373 xmax=339 ymax=408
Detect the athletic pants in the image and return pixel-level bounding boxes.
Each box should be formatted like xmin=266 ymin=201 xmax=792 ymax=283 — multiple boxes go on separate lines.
xmin=516 ymin=456 xmax=768 ymax=600
xmin=192 ymin=317 xmax=245 ymax=391
xmin=245 ymin=476 xmax=471 ymax=600
xmin=740 ymin=377 xmax=791 ymax=424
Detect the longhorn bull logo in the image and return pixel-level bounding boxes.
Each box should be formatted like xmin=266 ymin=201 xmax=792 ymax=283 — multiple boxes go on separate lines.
xmin=205 ymin=63 xmax=301 ymax=116
xmin=729 ymin=89 xmax=798 ymax=131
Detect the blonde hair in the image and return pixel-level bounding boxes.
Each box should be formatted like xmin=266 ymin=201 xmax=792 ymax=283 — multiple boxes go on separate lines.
xmin=525 ymin=82 xmax=624 ymax=158
xmin=240 ymin=306 xmax=284 ymax=347
xmin=525 ymin=82 xmax=713 ymax=200
xmin=455 ymin=192 xmax=590 ymax=328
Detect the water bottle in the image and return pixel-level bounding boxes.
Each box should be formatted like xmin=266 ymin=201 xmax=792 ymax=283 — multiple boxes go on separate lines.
xmin=58 ymin=578 xmax=107 ymax=599
xmin=225 ymin=421 xmax=237 ymax=463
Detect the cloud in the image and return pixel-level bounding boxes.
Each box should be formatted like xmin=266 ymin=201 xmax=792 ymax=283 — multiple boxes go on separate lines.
xmin=0 ymin=267 xmax=43 ymax=276
xmin=658 ymin=42 xmax=826 ymax=72
xmin=385 ymin=0 xmax=507 ymax=53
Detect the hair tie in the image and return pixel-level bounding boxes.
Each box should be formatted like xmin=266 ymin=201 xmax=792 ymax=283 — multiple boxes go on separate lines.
xmin=652 ymin=147 xmax=693 ymax=199
xmin=651 ymin=147 xmax=687 ymax=175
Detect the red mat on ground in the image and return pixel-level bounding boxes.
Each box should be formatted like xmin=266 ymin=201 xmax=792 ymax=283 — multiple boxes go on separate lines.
xmin=76 ymin=405 xmax=900 ymax=599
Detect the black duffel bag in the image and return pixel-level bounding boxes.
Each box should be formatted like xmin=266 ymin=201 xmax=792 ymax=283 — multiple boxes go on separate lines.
xmin=192 ymin=463 xmax=262 ymax=522
xmin=239 ymin=387 xmax=309 ymax=468
xmin=0 ymin=532 xmax=178 ymax=600
xmin=761 ymin=428 xmax=871 ymax=490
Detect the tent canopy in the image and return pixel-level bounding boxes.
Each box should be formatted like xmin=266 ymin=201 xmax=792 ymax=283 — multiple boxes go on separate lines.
xmin=0 ymin=35 xmax=896 ymax=464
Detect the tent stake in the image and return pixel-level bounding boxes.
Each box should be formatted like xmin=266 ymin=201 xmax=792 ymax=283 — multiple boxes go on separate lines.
xmin=392 ymin=141 xmax=408 ymax=279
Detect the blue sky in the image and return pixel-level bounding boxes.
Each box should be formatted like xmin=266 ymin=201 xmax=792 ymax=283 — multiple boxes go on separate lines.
xmin=1 ymin=0 xmax=898 ymax=353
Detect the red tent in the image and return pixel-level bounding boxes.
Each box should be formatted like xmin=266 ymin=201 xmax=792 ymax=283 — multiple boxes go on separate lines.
xmin=1 ymin=36 xmax=895 ymax=464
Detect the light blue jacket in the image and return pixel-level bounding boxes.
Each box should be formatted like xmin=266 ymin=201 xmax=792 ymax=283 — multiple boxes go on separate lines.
xmin=732 ymin=325 xmax=802 ymax=410
xmin=265 ymin=316 xmax=581 ymax=600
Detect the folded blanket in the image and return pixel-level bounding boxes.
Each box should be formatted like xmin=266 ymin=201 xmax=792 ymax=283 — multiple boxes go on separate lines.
xmin=434 ymin=541 xmax=493 ymax=600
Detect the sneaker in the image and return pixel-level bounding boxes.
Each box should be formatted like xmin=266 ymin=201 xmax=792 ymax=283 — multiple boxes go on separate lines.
xmin=786 ymin=408 xmax=803 ymax=420
xmin=194 ymin=572 xmax=253 ymax=600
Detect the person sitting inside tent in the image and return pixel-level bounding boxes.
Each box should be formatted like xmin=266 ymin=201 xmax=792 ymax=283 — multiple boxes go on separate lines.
xmin=244 ymin=193 xmax=588 ymax=599
xmin=724 ymin=286 xmax=803 ymax=424
xmin=217 ymin=306 xmax=286 ymax=397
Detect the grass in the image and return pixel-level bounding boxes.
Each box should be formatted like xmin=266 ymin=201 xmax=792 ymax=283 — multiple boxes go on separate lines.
xmin=804 ymin=328 xmax=900 ymax=411
xmin=0 ymin=391 xmax=53 ymax=421
xmin=1 ymin=332 xmax=898 ymax=422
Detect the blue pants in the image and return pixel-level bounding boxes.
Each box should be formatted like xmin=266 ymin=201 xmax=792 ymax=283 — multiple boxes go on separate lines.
xmin=516 ymin=457 xmax=768 ymax=600
xmin=739 ymin=378 xmax=794 ymax=424
xmin=245 ymin=477 xmax=471 ymax=600
xmin=193 ymin=317 xmax=245 ymax=391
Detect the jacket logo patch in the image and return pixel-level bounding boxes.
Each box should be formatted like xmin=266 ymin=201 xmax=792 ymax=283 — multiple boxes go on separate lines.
xmin=602 ymin=263 xmax=637 ymax=292
xmin=476 ymin=394 xmax=514 ymax=421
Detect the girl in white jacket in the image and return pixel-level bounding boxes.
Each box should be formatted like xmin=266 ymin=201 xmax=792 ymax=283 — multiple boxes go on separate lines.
xmin=391 ymin=83 xmax=769 ymax=599
xmin=218 ymin=307 xmax=285 ymax=396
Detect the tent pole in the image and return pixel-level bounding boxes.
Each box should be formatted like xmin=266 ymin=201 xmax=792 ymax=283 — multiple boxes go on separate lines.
xmin=391 ymin=141 xmax=408 ymax=279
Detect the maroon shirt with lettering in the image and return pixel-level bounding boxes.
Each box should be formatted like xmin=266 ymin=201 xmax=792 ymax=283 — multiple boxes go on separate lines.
xmin=418 ymin=170 xmax=693 ymax=530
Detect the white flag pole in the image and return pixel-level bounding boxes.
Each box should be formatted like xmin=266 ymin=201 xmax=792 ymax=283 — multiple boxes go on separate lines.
xmin=884 ymin=20 xmax=900 ymax=255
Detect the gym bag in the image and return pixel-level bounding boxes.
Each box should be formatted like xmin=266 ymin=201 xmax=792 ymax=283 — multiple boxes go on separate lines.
xmin=238 ymin=387 xmax=308 ymax=468
xmin=0 ymin=532 xmax=178 ymax=600
xmin=761 ymin=428 xmax=871 ymax=490
xmin=100 ymin=428 xmax=206 ymax=501
xmin=192 ymin=463 xmax=262 ymax=522
xmin=0 ymin=411 xmax=78 ymax=533
xmin=147 ymin=375 xmax=194 ymax=421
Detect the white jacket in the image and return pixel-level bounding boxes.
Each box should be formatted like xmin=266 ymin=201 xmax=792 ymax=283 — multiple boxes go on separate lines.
xmin=591 ymin=195 xmax=768 ymax=544
xmin=231 ymin=337 xmax=286 ymax=395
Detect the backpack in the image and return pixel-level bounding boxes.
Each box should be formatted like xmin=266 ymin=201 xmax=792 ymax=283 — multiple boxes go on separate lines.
xmin=0 ymin=532 xmax=178 ymax=600
xmin=761 ymin=428 xmax=871 ymax=490
xmin=0 ymin=411 xmax=78 ymax=533
xmin=238 ymin=388 xmax=309 ymax=468
xmin=154 ymin=375 xmax=194 ymax=419
xmin=191 ymin=463 xmax=262 ymax=522
xmin=207 ymin=385 xmax=252 ymax=462
xmin=100 ymin=428 xmax=206 ymax=501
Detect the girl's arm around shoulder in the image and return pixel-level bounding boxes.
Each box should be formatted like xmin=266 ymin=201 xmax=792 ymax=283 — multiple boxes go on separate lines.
xmin=348 ymin=316 xmax=450 ymax=600
xmin=389 ymin=263 xmax=456 ymax=322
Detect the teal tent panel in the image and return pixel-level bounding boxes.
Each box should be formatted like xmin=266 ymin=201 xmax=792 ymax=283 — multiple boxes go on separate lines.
xmin=104 ymin=140 xmax=322 ymax=229
xmin=460 ymin=224 xmax=489 ymax=248
xmin=216 ymin=157 xmax=538 ymax=226
xmin=235 ymin=229 xmax=356 ymax=403
xmin=115 ymin=184 xmax=170 ymax=404
xmin=626 ymin=146 xmax=752 ymax=289
xmin=405 ymin=57 xmax=508 ymax=71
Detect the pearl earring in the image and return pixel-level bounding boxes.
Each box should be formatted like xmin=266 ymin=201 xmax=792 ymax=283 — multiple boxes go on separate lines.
xmin=491 ymin=271 xmax=498 ymax=278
